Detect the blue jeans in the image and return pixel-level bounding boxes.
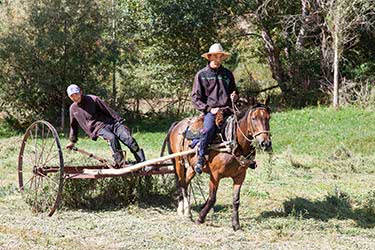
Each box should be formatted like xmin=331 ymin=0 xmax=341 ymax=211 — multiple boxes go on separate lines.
xmin=198 ymin=112 xmax=217 ymax=158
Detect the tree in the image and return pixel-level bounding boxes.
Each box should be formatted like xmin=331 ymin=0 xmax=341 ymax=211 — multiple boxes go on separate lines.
xmin=324 ymin=0 xmax=375 ymax=109
xmin=0 ymin=0 xmax=114 ymax=127
xmin=113 ymin=0 xmax=238 ymax=114
xmin=235 ymin=0 xmax=323 ymax=106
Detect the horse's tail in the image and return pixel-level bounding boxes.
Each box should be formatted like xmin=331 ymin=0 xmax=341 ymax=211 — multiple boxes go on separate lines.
xmin=160 ymin=121 xmax=178 ymax=157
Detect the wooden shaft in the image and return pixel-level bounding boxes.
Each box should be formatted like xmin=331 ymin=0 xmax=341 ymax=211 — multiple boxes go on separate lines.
xmin=66 ymin=166 xmax=175 ymax=179
xmin=83 ymin=148 xmax=196 ymax=176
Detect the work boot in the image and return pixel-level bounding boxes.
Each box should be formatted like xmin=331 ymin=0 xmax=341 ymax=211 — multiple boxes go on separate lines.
xmin=113 ymin=152 xmax=125 ymax=168
xmin=194 ymin=157 xmax=205 ymax=175
xmin=134 ymin=149 xmax=153 ymax=172
xmin=134 ymin=148 xmax=146 ymax=162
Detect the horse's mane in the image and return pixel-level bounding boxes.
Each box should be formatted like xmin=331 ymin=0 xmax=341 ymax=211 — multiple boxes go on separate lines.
xmin=237 ymin=103 xmax=269 ymax=121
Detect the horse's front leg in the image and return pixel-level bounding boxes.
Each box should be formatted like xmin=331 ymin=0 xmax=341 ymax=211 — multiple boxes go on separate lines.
xmin=175 ymin=157 xmax=186 ymax=216
xmin=232 ymin=173 xmax=246 ymax=231
xmin=182 ymin=166 xmax=196 ymax=218
xmin=196 ymin=175 xmax=219 ymax=224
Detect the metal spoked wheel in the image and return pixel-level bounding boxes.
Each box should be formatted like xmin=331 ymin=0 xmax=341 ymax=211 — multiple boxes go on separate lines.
xmin=18 ymin=120 xmax=64 ymax=216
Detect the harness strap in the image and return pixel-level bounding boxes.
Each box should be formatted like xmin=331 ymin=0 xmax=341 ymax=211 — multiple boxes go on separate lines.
xmin=252 ymin=130 xmax=270 ymax=138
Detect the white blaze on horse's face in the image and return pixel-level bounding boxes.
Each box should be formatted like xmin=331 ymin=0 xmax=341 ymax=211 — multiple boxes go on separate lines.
xmin=248 ymin=108 xmax=272 ymax=151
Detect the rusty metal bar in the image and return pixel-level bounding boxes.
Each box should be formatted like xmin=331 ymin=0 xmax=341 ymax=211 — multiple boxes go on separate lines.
xmin=71 ymin=146 xmax=110 ymax=165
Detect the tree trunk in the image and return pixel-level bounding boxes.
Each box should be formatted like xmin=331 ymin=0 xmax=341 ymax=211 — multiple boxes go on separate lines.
xmin=260 ymin=29 xmax=288 ymax=94
xmin=333 ymin=26 xmax=339 ymax=109
xmin=320 ymin=27 xmax=331 ymax=81
xmin=61 ymin=95 xmax=65 ymax=132
xmin=61 ymin=16 xmax=67 ymax=132
xmin=296 ymin=0 xmax=309 ymax=49
xmin=112 ymin=61 xmax=117 ymax=106
xmin=112 ymin=0 xmax=117 ymax=107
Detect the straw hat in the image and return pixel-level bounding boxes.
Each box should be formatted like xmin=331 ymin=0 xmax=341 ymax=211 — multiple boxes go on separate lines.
xmin=201 ymin=43 xmax=231 ymax=60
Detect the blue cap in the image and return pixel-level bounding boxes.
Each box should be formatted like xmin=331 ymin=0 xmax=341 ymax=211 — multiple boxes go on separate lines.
xmin=66 ymin=84 xmax=81 ymax=97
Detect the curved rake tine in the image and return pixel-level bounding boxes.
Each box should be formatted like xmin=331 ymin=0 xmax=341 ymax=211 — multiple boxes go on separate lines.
xmin=33 ymin=175 xmax=40 ymax=212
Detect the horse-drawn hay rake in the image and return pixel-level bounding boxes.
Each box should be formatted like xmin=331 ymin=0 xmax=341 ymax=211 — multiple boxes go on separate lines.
xmin=18 ymin=120 xmax=196 ymax=216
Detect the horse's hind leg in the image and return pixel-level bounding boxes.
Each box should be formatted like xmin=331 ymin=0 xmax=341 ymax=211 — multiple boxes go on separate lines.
xmin=232 ymin=173 xmax=246 ymax=231
xmin=196 ymin=175 xmax=219 ymax=224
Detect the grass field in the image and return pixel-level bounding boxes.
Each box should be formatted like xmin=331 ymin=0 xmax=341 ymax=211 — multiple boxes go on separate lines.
xmin=0 ymin=106 xmax=374 ymax=249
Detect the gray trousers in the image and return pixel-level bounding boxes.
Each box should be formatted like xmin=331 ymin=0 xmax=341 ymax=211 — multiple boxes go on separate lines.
xmin=97 ymin=122 xmax=140 ymax=163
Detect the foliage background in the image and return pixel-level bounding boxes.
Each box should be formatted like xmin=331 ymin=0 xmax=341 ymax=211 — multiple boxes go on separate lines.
xmin=0 ymin=0 xmax=373 ymax=128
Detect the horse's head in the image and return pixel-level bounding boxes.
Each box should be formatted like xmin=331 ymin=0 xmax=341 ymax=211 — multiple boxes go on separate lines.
xmin=245 ymin=97 xmax=272 ymax=152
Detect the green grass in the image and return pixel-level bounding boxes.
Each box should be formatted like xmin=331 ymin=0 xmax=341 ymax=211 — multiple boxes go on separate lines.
xmin=0 ymin=106 xmax=375 ymax=249
xmin=0 ymin=121 xmax=17 ymax=138
xmin=271 ymin=106 xmax=375 ymax=156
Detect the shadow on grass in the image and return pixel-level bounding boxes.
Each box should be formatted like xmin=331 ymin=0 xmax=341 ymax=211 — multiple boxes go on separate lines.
xmin=258 ymin=193 xmax=375 ymax=229
xmin=137 ymin=192 xmax=176 ymax=210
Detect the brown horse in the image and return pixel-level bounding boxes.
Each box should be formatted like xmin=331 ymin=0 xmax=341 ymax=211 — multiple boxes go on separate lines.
xmin=163 ymin=98 xmax=272 ymax=230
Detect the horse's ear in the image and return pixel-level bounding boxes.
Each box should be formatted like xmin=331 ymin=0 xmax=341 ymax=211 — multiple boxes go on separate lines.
xmin=248 ymin=96 xmax=257 ymax=106
xmin=265 ymin=96 xmax=270 ymax=106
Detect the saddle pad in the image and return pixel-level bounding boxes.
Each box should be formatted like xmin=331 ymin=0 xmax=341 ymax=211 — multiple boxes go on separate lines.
xmin=182 ymin=114 xmax=236 ymax=142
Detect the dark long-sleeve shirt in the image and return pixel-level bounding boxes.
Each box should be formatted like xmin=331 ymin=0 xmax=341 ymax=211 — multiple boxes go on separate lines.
xmin=191 ymin=64 xmax=237 ymax=113
xmin=69 ymin=95 xmax=122 ymax=142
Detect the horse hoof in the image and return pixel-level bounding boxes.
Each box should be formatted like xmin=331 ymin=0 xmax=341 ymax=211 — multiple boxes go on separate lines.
xmin=232 ymin=224 xmax=241 ymax=231
xmin=249 ymin=161 xmax=257 ymax=169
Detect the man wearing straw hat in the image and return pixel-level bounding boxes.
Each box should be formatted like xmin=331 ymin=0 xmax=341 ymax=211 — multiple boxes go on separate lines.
xmin=65 ymin=84 xmax=147 ymax=169
xmin=192 ymin=43 xmax=238 ymax=174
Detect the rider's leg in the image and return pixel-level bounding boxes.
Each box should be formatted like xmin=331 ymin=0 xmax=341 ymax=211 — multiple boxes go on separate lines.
xmin=97 ymin=126 xmax=124 ymax=165
xmin=113 ymin=122 xmax=146 ymax=163
xmin=195 ymin=112 xmax=217 ymax=174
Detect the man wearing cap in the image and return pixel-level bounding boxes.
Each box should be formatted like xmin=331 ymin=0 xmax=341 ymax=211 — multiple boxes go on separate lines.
xmin=191 ymin=43 xmax=238 ymax=174
xmin=66 ymin=84 xmax=146 ymax=167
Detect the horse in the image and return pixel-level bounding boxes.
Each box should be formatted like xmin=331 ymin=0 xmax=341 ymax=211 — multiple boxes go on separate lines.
xmin=162 ymin=97 xmax=272 ymax=230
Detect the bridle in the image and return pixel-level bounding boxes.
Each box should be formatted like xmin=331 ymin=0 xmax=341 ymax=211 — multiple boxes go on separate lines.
xmin=232 ymin=100 xmax=271 ymax=143
xmin=229 ymin=99 xmax=271 ymax=166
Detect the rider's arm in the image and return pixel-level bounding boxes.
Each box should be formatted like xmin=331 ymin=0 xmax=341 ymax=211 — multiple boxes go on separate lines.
xmin=69 ymin=107 xmax=79 ymax=143
xmin=229 ymin=71 xmax=238 ymax=95
xmin=228 ymin=71 xmax=239 ymax=102
xmin=192 ymin=73 xmax=210 ymax=113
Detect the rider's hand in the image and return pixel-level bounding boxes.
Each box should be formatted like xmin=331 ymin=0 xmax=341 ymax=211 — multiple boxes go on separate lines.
xmin=65 ymin=142 xmax=75 ymax=150
xmin=230 ymin=91 xmax=239 ymax=102
xmin=210 ymin=107 xmax=220 ymax=115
